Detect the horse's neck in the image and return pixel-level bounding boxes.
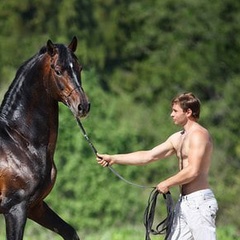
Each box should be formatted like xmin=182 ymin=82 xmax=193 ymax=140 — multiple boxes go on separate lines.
xmin=0 ymin=61 xmax=59 ymax=146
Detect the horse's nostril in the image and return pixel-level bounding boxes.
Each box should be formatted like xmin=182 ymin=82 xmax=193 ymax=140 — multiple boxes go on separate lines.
xmin=78 ymin=104 xmax=83 ymax=113
xmin=78 ymin=103 xmax=90 ymax=115
xmin=87 ymin=103 xmax=91 ymax=112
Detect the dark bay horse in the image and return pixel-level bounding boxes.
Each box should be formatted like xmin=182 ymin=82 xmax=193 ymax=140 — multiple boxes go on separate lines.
xmin=0 ymin=37 xmax=89 ymax=240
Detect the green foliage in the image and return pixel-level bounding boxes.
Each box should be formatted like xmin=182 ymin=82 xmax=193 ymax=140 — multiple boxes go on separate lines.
xmin=0 ymin=0 xmax=240 ymax=237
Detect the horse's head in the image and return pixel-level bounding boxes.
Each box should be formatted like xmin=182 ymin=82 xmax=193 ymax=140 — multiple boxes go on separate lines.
xmin=45 ymin=37 xmax=90 ymax=118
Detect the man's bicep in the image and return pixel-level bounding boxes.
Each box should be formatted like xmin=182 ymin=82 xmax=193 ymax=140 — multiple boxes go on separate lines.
xmin=150 ymin=139 xmax=175 ymax=160
xmin=188 ymin=133 xmax=208 ymax=165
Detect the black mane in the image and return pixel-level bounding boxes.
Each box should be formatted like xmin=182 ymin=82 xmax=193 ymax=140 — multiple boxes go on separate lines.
xmin=0 ymin=47 xmax=46 ymax=112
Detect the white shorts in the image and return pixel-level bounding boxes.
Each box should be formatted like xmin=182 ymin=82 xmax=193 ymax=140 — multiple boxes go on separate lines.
xmin=167 ymin=189 xmax=218 ymax=240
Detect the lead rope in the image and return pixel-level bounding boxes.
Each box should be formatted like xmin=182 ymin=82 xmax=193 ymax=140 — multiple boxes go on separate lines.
xmin=76 ymin=118 xmax=174 ymax=239
xmin=76 ymin=117 xmax=152 ymax=189
xmin=144 ymin=188 xmax=174 ymax=240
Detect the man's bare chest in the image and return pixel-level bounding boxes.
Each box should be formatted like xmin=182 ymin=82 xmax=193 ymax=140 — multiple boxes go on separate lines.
xmin=175 ymin=133 xmax=189 ymax=168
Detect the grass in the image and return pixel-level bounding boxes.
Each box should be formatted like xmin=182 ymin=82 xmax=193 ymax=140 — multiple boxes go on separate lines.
xmin=0 ymin=218 xmax=164 ymax=240
xmin=0 ymin=216 xmax=239 ymax=239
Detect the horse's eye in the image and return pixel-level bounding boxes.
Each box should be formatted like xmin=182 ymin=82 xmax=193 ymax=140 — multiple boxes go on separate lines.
xmin=55 ymin=70 xmax=62 ymax=76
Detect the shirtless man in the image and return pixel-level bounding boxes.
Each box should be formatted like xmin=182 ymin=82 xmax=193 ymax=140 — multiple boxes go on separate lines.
xmin=97 ymin=92 xmax=218 ymax=240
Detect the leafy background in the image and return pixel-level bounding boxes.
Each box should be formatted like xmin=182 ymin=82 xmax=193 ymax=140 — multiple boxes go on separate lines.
xmin=0 ymin=0 xmax=239 ymax=239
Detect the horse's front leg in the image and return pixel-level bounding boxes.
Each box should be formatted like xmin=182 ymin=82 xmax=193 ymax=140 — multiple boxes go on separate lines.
xmin=4 ymin=202 xmax=28 ymax=240
xmin=28 ymin=201 xmax=80 ymax=240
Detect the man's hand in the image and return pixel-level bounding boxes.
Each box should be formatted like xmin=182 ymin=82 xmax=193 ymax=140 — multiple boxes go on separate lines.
xmin=96 ymin=153 xmax=112 ymax=167
xmin=156 ymin=181 xmax=169 ymax=194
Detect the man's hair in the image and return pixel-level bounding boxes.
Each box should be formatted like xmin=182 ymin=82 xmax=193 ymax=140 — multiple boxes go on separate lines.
xmin=172 ymin=92 xmax=201 ymax=120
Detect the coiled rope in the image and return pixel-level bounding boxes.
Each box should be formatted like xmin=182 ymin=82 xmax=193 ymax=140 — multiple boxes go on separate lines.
xmin=144 ymin=188 xmax=175 ymax=240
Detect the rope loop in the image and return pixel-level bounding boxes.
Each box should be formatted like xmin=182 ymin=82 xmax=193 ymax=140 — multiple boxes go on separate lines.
xmin=144 ymin=188 xmax=175 ymax=240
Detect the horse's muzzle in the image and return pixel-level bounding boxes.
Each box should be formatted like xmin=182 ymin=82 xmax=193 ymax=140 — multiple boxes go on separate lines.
xmin=64 ymin=88 xmax=90 ymax=118
xmin=78 ymin=102 xmax=90 ymax=117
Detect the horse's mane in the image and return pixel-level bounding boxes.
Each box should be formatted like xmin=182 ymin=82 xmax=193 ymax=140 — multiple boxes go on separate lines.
xmin=0 ymin=46 xmax=47 ymax=113
xmin=14 ymin=46 xmax=47 ymax=80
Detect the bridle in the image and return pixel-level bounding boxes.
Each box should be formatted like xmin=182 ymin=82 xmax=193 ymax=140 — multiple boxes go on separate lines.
xmin=76 ymin=117 xmax=175 ymax=240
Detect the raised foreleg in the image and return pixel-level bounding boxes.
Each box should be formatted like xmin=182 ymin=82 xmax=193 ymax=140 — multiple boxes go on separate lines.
xmin=28 ymin=201 xmax=80 ymax=240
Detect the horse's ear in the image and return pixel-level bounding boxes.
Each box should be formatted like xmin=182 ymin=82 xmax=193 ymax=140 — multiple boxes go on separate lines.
xmin=47 ymin=39 xmax=57 ymax=57
xmin=68 ymin=36 xmax=78 ymax=52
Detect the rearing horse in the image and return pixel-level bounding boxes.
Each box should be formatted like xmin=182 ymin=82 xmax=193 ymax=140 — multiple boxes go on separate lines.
xmin=0 ymin=37 xmax=89 ymax=240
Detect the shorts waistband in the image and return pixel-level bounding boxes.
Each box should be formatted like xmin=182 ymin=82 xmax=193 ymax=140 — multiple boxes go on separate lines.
xmin=181 ymin=189 xmax=214 ymax=200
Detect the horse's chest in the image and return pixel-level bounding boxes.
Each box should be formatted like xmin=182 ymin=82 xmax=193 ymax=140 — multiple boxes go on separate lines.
xmin=36 ymin=163 xmax=57 ymax=199
xmin=27 ymin=148 xmax=57 ymax=195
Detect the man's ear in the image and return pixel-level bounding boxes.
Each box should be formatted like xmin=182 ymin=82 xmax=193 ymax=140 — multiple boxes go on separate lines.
xmin=186 ymin=108 xmax=192 ymax=117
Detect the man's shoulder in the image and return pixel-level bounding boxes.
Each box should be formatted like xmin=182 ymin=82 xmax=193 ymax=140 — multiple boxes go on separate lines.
xmin=192 ymin=125 xmax=210 ymax=137
xmin=168 ymin=131 xmax=183 ymax=142
xmin=189 ymin=125 xmax=212 ymax=144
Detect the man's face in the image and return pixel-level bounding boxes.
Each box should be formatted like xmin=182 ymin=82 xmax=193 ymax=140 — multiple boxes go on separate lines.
xmin=170 ymin=103 xmax=187 ymax=126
